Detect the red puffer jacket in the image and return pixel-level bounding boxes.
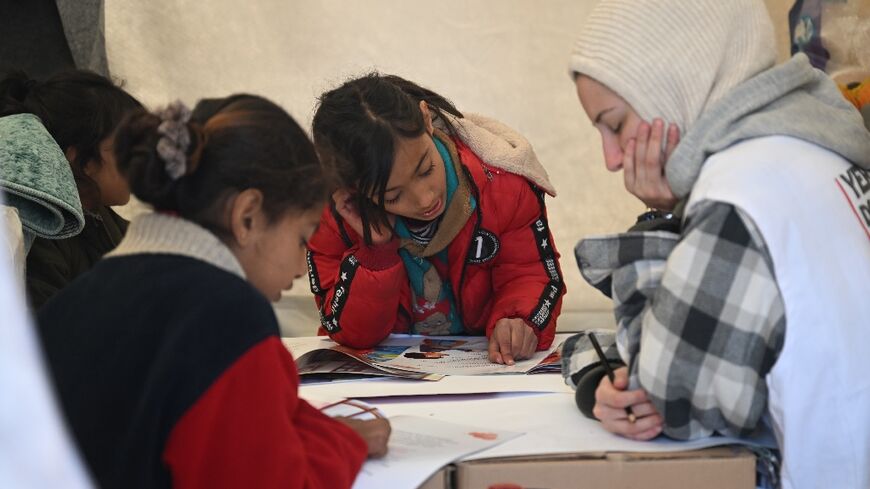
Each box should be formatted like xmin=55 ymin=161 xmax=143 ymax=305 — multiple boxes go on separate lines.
xmin=307 ymin=138 xmax=565 ymax=350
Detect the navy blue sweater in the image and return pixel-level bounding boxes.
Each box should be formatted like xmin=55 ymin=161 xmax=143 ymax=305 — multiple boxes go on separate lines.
xmin=37 ymin=253 xmax=366 ymax=488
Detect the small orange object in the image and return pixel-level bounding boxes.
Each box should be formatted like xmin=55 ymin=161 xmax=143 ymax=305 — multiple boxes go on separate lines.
xmin=468 ymin=431 xmax=498 ymax=441
xmin=840 ymin=78 xmax=870 ymax=110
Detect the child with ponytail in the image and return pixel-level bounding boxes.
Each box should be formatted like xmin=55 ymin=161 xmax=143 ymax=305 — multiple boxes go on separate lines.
xmin=0 ymin=70 xmax=142 ymax=308
xmin=37 ymin=94 xmax=390 ymax=489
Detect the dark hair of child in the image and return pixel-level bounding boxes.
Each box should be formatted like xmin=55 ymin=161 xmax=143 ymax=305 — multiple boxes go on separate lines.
xmin=0 ymin=70 xmax=142 ymax=209
xmin=311 ymin=73 xmax=463 ymax=244
xmin=113 ymin=94 xmax=329 ymax=239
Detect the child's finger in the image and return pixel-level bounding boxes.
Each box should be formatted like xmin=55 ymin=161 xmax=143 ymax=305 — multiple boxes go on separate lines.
xmin=487 ymin=336 xmax=503 ymax=364
xmin=509 ymin=323 xmax=524 ymax=359
xmin=521 ymin=330 xmax=537 ymax=359
xmin=332 ymin=188 xmax=350 ymax=205
xmin=489 ymin=324 xmax=514 ymax=365
xmin=500 ymin=329 xmax=515 ymax=366
xmin=511 ymin=324 xmax=535 ymax=360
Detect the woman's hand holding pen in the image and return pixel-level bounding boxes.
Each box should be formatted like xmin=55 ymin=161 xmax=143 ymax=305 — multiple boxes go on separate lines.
xmin=594 ymin=367 xmax=663 ymax=441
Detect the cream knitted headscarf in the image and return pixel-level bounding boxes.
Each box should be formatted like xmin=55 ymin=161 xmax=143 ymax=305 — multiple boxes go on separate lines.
xmin=568 ymin=0 xmax=777 ymax=135
xmin=569 ymin=0 xmax=870 ymax=199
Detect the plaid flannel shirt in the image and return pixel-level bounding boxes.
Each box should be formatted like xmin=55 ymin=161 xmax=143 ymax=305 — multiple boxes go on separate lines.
xmin=575 ymin=201 xmax=786 ymax=440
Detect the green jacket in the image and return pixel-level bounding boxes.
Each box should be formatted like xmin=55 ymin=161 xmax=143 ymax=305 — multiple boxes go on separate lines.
xmin=27 ymin=206 xmax=127 ymax=309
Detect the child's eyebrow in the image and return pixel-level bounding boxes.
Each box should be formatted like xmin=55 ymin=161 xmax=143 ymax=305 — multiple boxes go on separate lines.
xmin=385 ymin=148 xmax=430 ymax=192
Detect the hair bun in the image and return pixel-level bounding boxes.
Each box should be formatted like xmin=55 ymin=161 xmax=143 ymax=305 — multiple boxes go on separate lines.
xmin=0 ymin=71 xmax=37 ymax=111
xmin=114 ymin=108 xmax=179 ymax=210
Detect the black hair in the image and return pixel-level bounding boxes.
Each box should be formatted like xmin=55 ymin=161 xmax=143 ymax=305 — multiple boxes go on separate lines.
xmin=0 ymin=70 xmax=143 ymax=209
xmin=113 ymin=94 xmax=328 ymax=238
xmin=312 ymin=73 xmax=463 ymax=245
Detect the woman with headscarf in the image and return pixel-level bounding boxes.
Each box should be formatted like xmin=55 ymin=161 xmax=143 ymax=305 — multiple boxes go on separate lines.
xmin=569 ymin=1 xmax=870 ymax=487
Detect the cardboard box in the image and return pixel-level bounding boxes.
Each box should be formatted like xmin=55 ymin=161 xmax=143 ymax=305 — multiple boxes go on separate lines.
xmin=418 ymin=446 xmax=755 ymax=489
xmin=419 ymin=467 xmax=451 ymax=489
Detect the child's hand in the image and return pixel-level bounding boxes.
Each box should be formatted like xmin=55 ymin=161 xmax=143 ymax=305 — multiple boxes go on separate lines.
xmin=337 ymin=417 xmax=391 ymax=458
xmin=332 ymin=188 xmax=394 ymax=246
xmin=488 ymin=318 xmax=538 ymax=365
xmin=623 ymin=118 xmax=679 ymax=211
xmin=593 ymin=367 xmax=663 ymax=441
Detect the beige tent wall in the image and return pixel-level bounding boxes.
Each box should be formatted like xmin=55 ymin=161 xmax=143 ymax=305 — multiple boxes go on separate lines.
xmin=106 ymin=1 xmax=795 ymax=335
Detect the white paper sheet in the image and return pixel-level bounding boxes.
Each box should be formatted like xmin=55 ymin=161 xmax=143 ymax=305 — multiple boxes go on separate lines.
xmin=372 ymin=393 xmax=776 ymax=460
xmin=351 ymin=415 xmax=522 ymax=489
xmin=299 ymin=372 xmax=573 ymax=399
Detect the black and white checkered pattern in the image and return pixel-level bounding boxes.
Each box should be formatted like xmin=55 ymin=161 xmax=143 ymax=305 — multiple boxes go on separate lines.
xmin=575 ymin=201 xmax=786 ymax=440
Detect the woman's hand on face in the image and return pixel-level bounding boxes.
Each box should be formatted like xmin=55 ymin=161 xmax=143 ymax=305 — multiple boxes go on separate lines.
xmin=336 ymin=417 xmax=391 ymax=458
xmin=488 ymin=318 xmax=538 ymax=365
xmin=623 ymin=119 xmax=680 ymax=211
xmin=593 ymin=367 xmax=663 ymax=441
xmin=332 ymin=189 xmax=395 ymax=246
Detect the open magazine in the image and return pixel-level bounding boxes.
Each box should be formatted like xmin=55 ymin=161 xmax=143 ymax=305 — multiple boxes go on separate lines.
xmin=283 ymin=334 xmax=564 ymax=381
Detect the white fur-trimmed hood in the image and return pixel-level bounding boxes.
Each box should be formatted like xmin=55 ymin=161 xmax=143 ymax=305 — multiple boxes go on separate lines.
xmin=437 ymin=113 xmax=557 ymax=197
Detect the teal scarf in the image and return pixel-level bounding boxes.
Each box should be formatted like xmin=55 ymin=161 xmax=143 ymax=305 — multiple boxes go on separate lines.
xmin=394 ymin=137 xmax=476 ymax=335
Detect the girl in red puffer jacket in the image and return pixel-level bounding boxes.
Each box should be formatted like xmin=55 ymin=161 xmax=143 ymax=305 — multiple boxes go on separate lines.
xmin=308 ymin=73 xmax=565 ymax=365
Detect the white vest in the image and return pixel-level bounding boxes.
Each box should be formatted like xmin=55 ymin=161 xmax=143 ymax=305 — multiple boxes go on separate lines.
xmin=687 ymin=136 xmax=870 ymax=489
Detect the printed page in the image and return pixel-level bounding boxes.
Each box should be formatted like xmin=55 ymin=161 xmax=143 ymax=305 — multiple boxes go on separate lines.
xmin=284 ymin=337 xmax=443 ymax=381
xmin=351 ymin=415 xmax=522 ymax=489
xmin=284 ymin=334 xmax=569 ymax=378
xmin=295 ymin=349 xmax=443 ymax=381
xmin=527 ymin=347 xmax=562 ymax=374
xmin=374 ymin=336 xmax=564 ymax=375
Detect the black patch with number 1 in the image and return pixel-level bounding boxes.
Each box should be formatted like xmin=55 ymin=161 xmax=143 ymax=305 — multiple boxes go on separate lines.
xmin=466 ymin=229 xmax=500 ymax=264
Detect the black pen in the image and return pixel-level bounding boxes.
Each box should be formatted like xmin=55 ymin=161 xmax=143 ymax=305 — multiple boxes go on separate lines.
xmin=588 ymin=332 xmax=636 ymax=423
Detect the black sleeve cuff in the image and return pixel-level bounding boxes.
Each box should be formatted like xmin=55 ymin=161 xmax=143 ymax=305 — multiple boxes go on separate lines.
xmin=573 ymin=361 xmax=625 ymax=420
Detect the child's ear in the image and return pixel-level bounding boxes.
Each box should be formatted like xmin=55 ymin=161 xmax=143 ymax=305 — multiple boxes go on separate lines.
xmin=64 ymin=146 xmax=78 ymax=164
xmin=419 ymin=100 xmax=435 ymax=135
xmin=65 ymin=146 xmax=99 ymax=176
xmin=228 ymin=188 xmax=265 ymax=247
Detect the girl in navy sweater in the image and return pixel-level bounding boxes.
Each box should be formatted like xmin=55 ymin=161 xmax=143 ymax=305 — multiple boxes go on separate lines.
xmin=37 ymin=94 xmax=390 ymax=489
